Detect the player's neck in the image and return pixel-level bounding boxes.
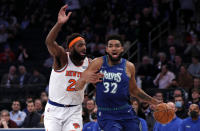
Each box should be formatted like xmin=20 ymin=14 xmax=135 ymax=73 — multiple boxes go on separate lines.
xmin=107 ymin=57 xmax=121 ymax=66
xmin=69 ymin=54 xmax=84 ymax=66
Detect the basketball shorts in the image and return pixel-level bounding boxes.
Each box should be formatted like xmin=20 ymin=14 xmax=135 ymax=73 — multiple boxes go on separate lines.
xmin=98 ymin=117 xmax=140 ymax=131
xmin=44 ymin=102 xmax=82 ymax=131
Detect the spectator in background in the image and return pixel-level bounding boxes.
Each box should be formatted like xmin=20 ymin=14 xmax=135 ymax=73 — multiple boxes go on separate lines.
xmin=34 ymin=99 xmax=43 ymax=115
xmin=43 ymin=54 xmax=53 ymax=68
xmin=28 ymin=68 xmax=46 ymax=85
xmin=162 ymin=35 xmax=178 ymax=52
xmin=9 ymin=100 xmax=26 ymax=127
xmin=16 ymin=44 xmax=30 ymax=64
xmin=141 ymin=102 xmax=155 ymax=131
xmin=23 ymin=96 xmax=33 ymax=115
xmin=28 ymin=68 xmax=46 ymax=94
xmin=137 ymin=56 xmax=156 ymax=90
xmin=192 ymin=78 xmax=200 ymax=90
xmin=153 ymin=91 xmax=164 ymax=102
xmin=86 ymin=99 xmax=96 ymax=121
xmin=177 ymin=65 xmax=193 ymax=93
xmin=187 ymin=88 xmax=200 ymax=108
xmin=17 ymin=65 xmax=31 ymax=88
xmin=170 ymin=55 xmax=183 ymax=76
xmin=0 ymin=45 xmax=15 ymax=63
xmin=153 ymin=102 xmax=182 ymax=131
xmin=179 ymin=104 xmax=200 ymax=131
xmin=154 ymin=52 xmax=168 ymax=73
xmin=153 ymin=64 xmax=175 ymax=89
xmin=82 ymin=107 xmax=90 ymax=125
xmin=40 ymin=91 xmax=48 ymax=106
xmin=22 ymin=101 xmax=41 ymax=128
xmin=0 ymin=24 xmax=9 ymax=44
xmin=174 ymin=96 xmax=188 ymax=119
xmin=0 ymin=109 xmax=18 ymax=128
xmin=187 ymin=56 xmax=200 ymax=78
xmin=167 ymin=46 xmax=177 ymax=65
xmin=131 ymin=97 xmax=148 ymax=131
xmin=1 ymin=65 xmax=18 ymax=88
xmin=83 ymin=112 xmax=101 ymax=131
xmin=184 ymin=37 xmax=200 ymax=60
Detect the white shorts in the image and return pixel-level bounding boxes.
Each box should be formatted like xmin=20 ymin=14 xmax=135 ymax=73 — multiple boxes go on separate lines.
xmin=44 ymin=102 xmax=83 ymax=131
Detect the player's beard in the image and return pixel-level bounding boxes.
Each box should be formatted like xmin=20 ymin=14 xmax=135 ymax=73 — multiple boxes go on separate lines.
xmin=107 ymin=52 xmax=123 ymax=62
xmin=72 ymin=48 xmax=86 ymax=61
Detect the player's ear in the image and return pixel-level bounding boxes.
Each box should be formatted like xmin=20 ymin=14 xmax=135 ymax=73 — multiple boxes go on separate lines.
xmin=105 ymin=46 xmax=108 ymax=54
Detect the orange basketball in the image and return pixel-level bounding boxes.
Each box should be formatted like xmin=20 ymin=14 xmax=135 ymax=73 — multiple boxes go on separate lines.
xmin=153 ymin=103 xmax=175 ymax=124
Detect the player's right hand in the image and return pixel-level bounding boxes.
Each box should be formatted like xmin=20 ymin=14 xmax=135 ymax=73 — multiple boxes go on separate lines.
xmin=57 ymin=4 xmax=72 ymax=24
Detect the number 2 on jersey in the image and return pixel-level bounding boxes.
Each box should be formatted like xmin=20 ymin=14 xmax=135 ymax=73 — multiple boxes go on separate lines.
xmin=66 ymin=79 xmax=76 ymax=91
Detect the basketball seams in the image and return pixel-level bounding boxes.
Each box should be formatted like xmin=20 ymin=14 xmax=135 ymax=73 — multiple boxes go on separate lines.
xmin=153 ymin=103 xmax=174 ymax=124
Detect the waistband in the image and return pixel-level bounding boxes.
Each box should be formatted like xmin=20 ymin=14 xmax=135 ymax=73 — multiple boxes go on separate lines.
xmin=98 ymin=104 xmax=130 ymax=111
xmin=48 ymin=99 xmax=77 ymax=107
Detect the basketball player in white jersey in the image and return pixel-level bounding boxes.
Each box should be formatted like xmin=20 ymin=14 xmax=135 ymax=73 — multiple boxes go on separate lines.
xmin=44 ymin=5 xmax=102 ymax=131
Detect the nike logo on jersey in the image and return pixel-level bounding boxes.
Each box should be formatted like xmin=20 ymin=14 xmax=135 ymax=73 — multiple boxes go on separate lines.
xmin=66 ymin=71 xmax=82 ymax=77
xmin=116 ymin=68 xmax=123 ymax=71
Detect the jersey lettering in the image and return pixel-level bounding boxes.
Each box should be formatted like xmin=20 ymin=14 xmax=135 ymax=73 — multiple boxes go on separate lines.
xmin=66 ymin=71 xmax=82 ymax=77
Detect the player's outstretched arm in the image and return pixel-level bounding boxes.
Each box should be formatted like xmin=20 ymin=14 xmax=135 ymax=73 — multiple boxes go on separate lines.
xmin=45 ymin=5 xmax=72 ymax=56
xmin=128 ymin=62 xmax=160 ymax=105
xmin=75 ymin=58 xmax=104 ymax=90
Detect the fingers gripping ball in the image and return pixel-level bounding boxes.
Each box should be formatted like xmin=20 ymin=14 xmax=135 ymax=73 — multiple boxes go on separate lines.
xmin=153 ymin=103 xmax=175 ymax=124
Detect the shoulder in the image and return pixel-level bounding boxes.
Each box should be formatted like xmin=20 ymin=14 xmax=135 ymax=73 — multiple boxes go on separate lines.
xmin=91 ymin=57 xmax=103 ymax=66
xmin=181 ymin=117 xmax=190 ymax=124
xmin=126 ymin=60 xmax=135 ymax=73
xmin=125 ymin=59 xmax=135 ymax=67
xmin=86 ymin=57 xmax=103 ymax=71
xmin=139 ymin=118 xmax=147 ymax=124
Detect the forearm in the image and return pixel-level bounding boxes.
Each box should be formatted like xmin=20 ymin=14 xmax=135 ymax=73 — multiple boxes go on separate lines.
xmin=45 ymin=22 xmax=63 ymax=45
xmin=133 ymin=87 xmax=159 ymax=105
xmin=75 ymin=78 xmax=87 ymax=91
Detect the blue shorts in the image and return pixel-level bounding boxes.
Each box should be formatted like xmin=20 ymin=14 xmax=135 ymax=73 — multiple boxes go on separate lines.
xmin=98 ymin=117 xmax=140 ymax=131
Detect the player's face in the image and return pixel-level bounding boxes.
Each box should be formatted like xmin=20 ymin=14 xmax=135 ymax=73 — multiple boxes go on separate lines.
xmin=106 ymin=40 xmax=124 ymax=62
xmin=71 ymin=39 xmax=86 ymax=60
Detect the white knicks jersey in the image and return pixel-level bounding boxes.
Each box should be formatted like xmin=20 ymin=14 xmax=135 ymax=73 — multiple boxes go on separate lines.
xmin=48 ymin=53 xmax=89 ymax=105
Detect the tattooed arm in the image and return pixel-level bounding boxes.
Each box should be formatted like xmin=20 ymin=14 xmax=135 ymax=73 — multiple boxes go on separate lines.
xmin=127 ymin=61 xmax=160 ymax=105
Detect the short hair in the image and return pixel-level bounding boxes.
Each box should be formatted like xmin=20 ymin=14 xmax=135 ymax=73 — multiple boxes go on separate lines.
xmin=12 ymin=100 xmax=21 ymax=105
xmin=27 ymin=100 xmax=34 ymax=106
xmin=106 ymin=34 xmax=123 ymax=46
xmin=192 ymin=88 xmax=200 ymax=94
xmin=0 ymin=109 xmax=9 ymax=116
xmin=66 ymin=33 xmax=85 ymax=48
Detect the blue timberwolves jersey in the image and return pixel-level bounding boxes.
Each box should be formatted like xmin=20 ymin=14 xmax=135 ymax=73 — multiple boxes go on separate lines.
xmin=96 ymin=55 xmax=136 ymax=120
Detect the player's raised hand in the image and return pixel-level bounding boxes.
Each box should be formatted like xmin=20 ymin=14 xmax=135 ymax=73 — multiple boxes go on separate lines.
xmin=57 ymin=5 xmax=72 ymax=24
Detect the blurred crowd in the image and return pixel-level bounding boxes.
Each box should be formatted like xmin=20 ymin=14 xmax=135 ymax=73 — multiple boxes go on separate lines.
xmin=0 ymin=0 xmax=200 ymax=130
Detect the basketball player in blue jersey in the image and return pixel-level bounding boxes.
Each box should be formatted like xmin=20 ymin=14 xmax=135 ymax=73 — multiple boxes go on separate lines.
xmin=75 ymin=34 xmax=160 ymax=131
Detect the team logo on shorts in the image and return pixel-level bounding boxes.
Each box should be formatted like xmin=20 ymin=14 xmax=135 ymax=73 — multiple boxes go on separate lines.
xmin=73 ymin=123 xmax=80 ymax=129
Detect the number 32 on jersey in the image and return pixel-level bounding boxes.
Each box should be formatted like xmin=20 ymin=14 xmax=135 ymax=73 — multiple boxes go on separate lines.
xmin=103 ymin=82 xmax=118 ymax=94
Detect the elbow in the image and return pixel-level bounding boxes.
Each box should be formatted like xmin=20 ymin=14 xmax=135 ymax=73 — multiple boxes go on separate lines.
xmin=45 ymin=37 xmax=51 ymax=45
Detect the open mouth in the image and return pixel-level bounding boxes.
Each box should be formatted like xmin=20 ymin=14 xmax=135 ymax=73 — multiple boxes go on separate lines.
xmin=80 ymin=51 xmax=86 ymax=56
xmin=112 ymin=52 xmax=118 ymax=58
